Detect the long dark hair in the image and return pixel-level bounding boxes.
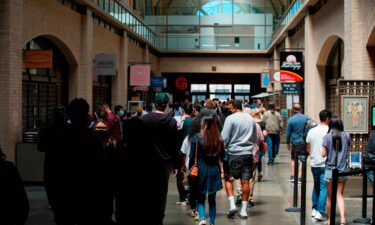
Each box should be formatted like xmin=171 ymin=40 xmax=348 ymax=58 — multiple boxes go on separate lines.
xmin=328 ymin=117 xmax=344 ymax=152
xmin=201 ymin=116 xmax=222 ymax=156
xmin=0 ymin=147 xmax=6 ymax=162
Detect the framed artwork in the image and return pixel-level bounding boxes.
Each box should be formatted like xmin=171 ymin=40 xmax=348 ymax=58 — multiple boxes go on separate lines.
xmin=341 ymin=95 xmax=369 ymax=133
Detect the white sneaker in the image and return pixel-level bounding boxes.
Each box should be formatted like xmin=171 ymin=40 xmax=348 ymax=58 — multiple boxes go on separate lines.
xmin=311 ymin=208 xmax=318 ymax=217
xmin=190 ymin=209 xmax=195 ymax=217
xmin=176 ymin=201 xmax=187 ymax=207
xmin=198 ymin=219 xmax=207 ymax=225
xmin=314 ymin=212 xmax=327 ymax=221
xmin=194 ymin=212 xmax=199 ymax=221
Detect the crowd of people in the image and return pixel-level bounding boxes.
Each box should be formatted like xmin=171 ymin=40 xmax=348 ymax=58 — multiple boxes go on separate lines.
xmin=2 ymin=94 xmax=375 ymax=225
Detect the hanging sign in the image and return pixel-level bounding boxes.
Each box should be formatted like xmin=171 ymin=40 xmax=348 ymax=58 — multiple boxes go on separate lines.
xmin=95 ymin=54 xmax=116 ymax=75
xmin=130 ymin=65 xmax=150 ymax=86
xmin=150 ymin=77 xmax=165 ymax=88
xmin=261 ymin=73 xmax=271 ymax=88
xmin=280 ymin=51 xmax=304 ymax=82
xmin=25 ymin=50 xmax=53 ymax=68
xmin=281 ymin=82 xmax=301 ymax=94
xmin=175 ymin=76 xmax=187 ymax=90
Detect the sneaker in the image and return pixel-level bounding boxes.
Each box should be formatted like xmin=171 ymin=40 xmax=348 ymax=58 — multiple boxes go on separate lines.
xmin=258 ymin=173 xmax=263 ymax=181
xmin=235 ymin=195 xmax=242 ymax=205
xmin=238 ymin=213 xmax=248 ymax=219
xmin=298 ymin=178 xmax=302 ymax=184
xmin=194 ymin=212 xmax=199 ymax=221
xmin=311 ymin=208 xmax=318 ymax=217
xmin=247 ymin=199 xmax=255 ymax=208
xmin=314 ymin=212 xmax=327 ymax=221
xmin=198 ymin=219 xmax=207 ymax=225
xmin=227 ymin=208 xmax=238 ymax=218
xmin=190 ymin=209 xmax=196 ymax=217
xmin=288 ymin=176 xmax=295 ymax=183
xmin=176 ymin=201 xmax=187 ymax=207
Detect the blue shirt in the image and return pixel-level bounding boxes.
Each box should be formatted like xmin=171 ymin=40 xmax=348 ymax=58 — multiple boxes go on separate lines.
xmin=323 ymin=132 xmax=351 ymax=171
xmin=286 ymin=113 xmax=308 ymax=145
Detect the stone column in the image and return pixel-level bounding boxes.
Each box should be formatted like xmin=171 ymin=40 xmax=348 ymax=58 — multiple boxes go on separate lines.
xmin=113 ymin=31 xmax=129 ymax=108
xmin=70 ymin=7 xmax=93 ymax=107
xmin=271 ymin=47 xmax=281 ymax=93
xmin=0 ymin=0 xmax=23 ymax=162
xmin=344 ymin=0 xmax=363 ymax=80
xmin=304 ymin=12 xmax=325 ymax=120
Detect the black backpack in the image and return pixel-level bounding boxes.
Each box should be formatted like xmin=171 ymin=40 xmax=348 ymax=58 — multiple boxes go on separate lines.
xmin=364 ymin=131 xmax=375 ymax=167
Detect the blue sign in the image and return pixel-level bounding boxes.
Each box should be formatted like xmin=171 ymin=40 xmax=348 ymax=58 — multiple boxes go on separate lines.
xmin=261 ymin=73 xmax=270 ymax=88
xmin=150 ymin=77 xmax=166 ymax=88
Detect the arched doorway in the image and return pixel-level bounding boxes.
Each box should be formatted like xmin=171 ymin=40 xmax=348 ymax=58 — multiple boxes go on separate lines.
xmin=22 ymin=36 xmax=70 ymax=142
xmin=325 ymin=38 xmax=344 ymax=116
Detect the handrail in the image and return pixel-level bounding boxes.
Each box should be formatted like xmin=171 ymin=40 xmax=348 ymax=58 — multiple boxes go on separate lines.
xmin=272 ymin=0 xmax=305 ymax=40
xmin=87 ymin=0 xmax=305 ymax=52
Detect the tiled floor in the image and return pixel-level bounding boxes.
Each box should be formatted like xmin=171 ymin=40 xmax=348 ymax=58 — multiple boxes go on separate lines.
xmin=25 ymin=144 xmax=373 ymax=225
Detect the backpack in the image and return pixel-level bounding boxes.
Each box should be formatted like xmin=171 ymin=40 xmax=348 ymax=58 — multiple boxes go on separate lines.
xmin=303 ymin=118 xmax=318 ymax=142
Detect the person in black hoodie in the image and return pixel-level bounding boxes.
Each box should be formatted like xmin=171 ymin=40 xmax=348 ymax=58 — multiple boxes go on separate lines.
xmin=0 ymin=147 xmax=29 ymax=225
xmin=117 ymin=93 xmax=178 ymax=225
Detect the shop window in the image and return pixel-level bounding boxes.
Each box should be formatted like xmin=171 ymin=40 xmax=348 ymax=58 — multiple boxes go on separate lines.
xmin=191 ymin=84 xmax=207 ymax=93
xmin=209 ymin=84 xmax=231 ymax=93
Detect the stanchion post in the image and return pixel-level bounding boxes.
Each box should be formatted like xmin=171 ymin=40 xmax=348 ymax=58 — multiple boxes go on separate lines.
xmin=285 ymin=148 xmax=301 ymax=212
xmin=372 ymin=168 xmax=375 ymax=225
xmin=353 ymin=170 xmax=371 ymax=224
xmin=300 ymin=155 xmax=307 ymax=225
xmin=330 ymin=169 xmax=338 ymax=225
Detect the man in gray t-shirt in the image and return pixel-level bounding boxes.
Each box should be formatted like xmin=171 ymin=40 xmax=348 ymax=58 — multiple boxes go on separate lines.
xmin=221 ymin=100 xmax=257 ymax=219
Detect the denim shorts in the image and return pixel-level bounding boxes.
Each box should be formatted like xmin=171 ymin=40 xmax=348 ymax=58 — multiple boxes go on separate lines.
xmin=325 ymin=169 xmax=347 ymax=182
xmin=224 ymin=154 xmax=253 ymax=180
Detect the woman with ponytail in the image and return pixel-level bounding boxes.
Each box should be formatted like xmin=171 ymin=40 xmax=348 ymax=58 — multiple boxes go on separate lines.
xmin=322 ymin=117 xmax=351 ymax=225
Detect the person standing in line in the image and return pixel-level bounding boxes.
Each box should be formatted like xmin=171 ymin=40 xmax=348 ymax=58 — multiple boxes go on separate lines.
xmin=181 ymin=106 xmax=217 ymax=221
xmin=254 ymin=107 xmax=267 ymax=181
xmin=364 ymin=131 xmax=375 ymax=186
xmin=0 ymin=147 xmax=29 ymax=225
xmin=47 ymin=98 xmax=108 ymax=225
xmin=285 ymin=103 xmax=308 ymax=183
xmin=262 ymin=102 xmax=283 ymax=165
xmin=221 ymin=99 xmax=257 ymax=219
xmin=175 ymin=102 xmax=194 ymax=207
xmin=190 ymin=116 xmax=225 ymax=225
xmin=323 ymin=117 xmax=350 ymax=225
xmin=37 ymin=105 xmax=67 ymax=208
xmin=118 ymin=93 xmax=178 ymax=225
xmin=306 ymin=109 xmax=332 ymax=221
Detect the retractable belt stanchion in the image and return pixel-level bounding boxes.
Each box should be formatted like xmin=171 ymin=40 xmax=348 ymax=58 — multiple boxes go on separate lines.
xmin=285 ymin=149 xmax=301 ymax=212
xmin=372 ymin=167 xmax=375 ymax=225
xmin=300 ymin=154 xmax=307 ymax=225
xmin=353 ymin=171 xmax=371 ymax=224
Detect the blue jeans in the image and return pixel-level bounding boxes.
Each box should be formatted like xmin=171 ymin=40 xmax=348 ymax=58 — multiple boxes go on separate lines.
xmin=197 ymin=192 xmax=217 ymax=224
xmin=266 ymin=134 xmax=279 ymax=163
xmin=311 ymin=167 xmax=327 ymax=214
xmin=367 ymin=171 xmax=374 ymax=186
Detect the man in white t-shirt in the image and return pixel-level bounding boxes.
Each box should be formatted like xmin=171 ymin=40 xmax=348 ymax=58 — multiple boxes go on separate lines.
xmin=306 ymin=109 xmax=332 ymax=221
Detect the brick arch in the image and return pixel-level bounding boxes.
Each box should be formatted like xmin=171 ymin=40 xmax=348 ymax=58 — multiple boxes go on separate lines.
xmin=23 ymin=19 xmax=79 ymax=65
xmin=316 ymin=35 xmax=342 ymax=67
xmin=23 ymin=33 xmax=78 ymax=65
xmin=367 ymin=23 xmax=375 ymax=47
